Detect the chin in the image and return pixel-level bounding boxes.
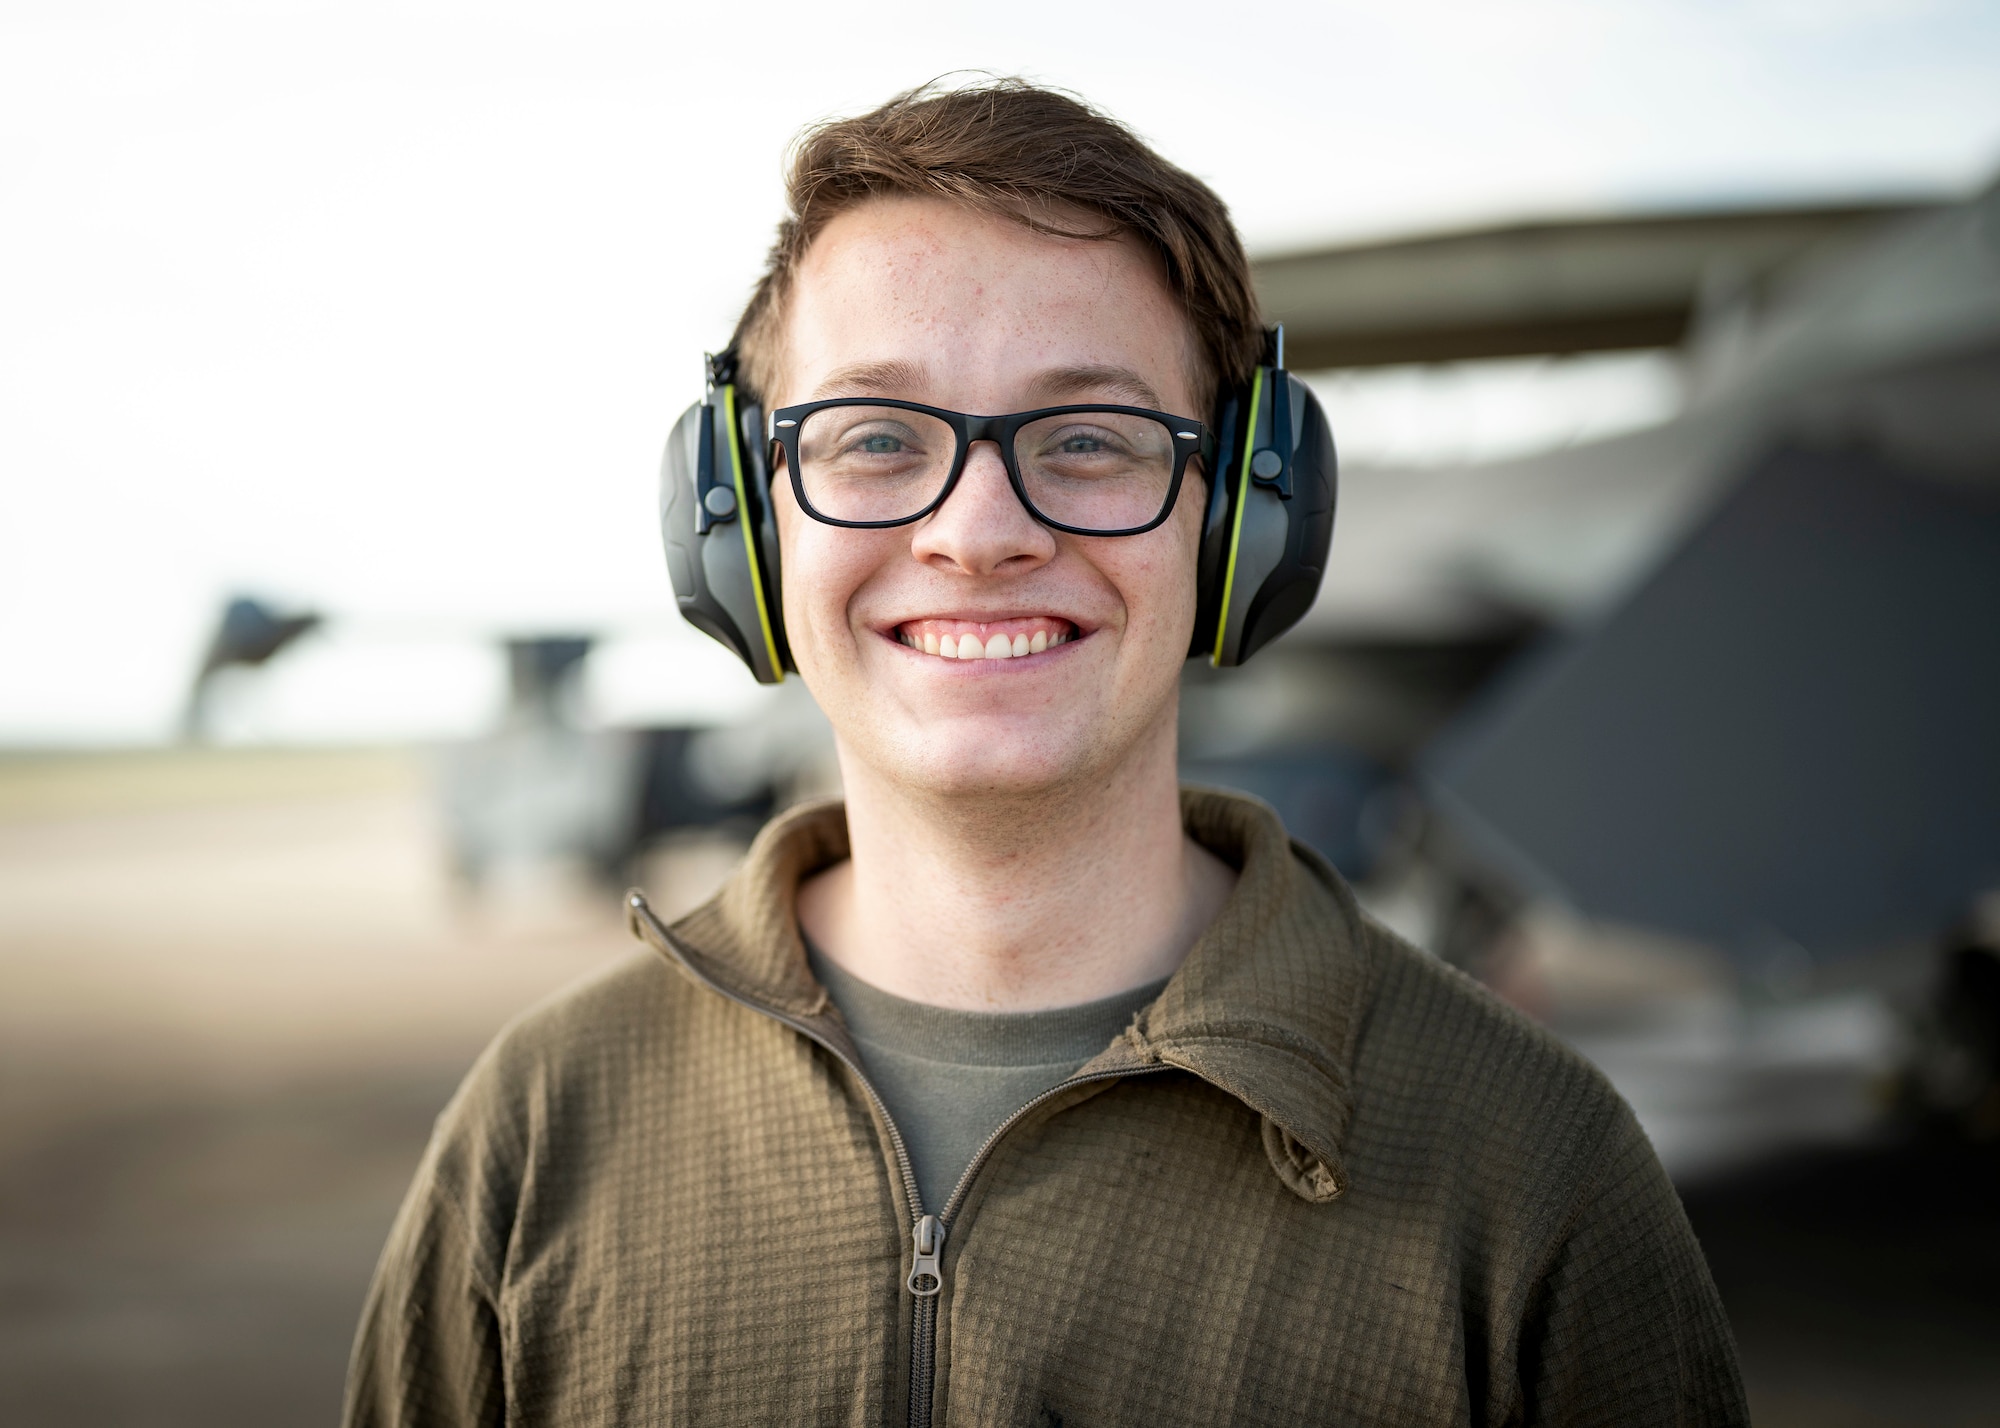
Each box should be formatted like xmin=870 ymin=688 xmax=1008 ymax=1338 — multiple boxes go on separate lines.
xmin=883 ymin=719 xmax=1097 ymax=800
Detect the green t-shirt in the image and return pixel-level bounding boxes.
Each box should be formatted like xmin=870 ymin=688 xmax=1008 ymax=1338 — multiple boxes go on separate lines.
xmin=807 ymin=944 xmax=1168 ymax=1215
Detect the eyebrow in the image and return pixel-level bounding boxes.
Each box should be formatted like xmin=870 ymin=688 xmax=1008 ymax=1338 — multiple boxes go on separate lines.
xmin=810 ymin=359 xmax=930 ymax=401
xmin=808 ymin=359 xmax=1172 ymax=413
xmin=1024 ymin=365 xmax=1167 ymax=411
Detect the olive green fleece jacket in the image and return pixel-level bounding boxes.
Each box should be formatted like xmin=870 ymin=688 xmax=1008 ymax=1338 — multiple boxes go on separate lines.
xmin=345 ymin=789 xmax=1747 ymax=1427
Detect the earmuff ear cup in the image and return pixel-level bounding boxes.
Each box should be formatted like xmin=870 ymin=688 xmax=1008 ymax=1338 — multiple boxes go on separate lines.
xmin=1193 ymin=372 xmax=1338 ymax=665
xmin=1235 ymin=376 xmax=1336 ymax=662
xmin=659 ymin=394 xmax=791 ymax=683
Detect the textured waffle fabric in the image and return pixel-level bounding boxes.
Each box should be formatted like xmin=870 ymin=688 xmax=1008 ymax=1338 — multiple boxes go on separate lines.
xmin=806 ymin=940 xmax=1170 ymax=1212
xmin=344 ymin=788 xmax=1748 ymax=1427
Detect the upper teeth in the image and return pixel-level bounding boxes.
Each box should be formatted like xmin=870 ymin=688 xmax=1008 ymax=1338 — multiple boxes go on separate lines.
xmin=898 ymin=628 xmax=1070 ymax=659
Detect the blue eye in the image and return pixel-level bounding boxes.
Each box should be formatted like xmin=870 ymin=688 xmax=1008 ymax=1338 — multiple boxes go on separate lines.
xmin=1059 ymin=435 xmax=1105 ymax=454
xmin=860 ymin=434 xmax=904 ymax=454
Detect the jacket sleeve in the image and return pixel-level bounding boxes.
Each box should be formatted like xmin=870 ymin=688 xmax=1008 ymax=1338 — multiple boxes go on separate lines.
xmin=1517 ymin=1107 xmax=1750 ymax=1428
xmin=342 ymin=1114 xmax=509 ymax=1427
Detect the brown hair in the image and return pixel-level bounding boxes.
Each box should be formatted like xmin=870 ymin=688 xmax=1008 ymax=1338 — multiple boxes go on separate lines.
xmin=729 ymin=77 xmax=1264 ymax=411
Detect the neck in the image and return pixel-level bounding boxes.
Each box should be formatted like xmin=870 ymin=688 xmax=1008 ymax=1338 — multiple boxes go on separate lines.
xmin=798 ymin=719 xmax=1236 ymax=1011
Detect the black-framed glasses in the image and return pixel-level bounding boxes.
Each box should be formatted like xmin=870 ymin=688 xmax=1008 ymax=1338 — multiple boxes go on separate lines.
xmin=768 ymin=398 xmax=1212 ymax=536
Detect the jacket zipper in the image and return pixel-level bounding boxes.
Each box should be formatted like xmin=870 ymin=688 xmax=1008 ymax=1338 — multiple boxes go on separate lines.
xmin=627 ymin=892 xmax=1164 ymax=1428
xmin=906 ymin=1062 xmax=1170 ymax=1428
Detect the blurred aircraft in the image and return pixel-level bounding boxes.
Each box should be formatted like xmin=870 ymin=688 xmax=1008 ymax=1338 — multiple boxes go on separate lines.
xmin=1242 ymin=188 xmax=2000 ymax=961
xmin=183 ymin=596 xmax=322 ymax=740
xmin=1276 ymin=192 xmax=1997 ymax=646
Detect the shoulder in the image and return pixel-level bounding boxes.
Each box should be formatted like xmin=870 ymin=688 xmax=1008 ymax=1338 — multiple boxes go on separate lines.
xmin=413 ymin=948 xmax=698 ymax=1203
xmin=1314 ymin=886 xmax=1743 ymax=1422
xmin=1337 ymin=897 xmax=1652 ymax=1237
xmin=1269 ymin=833 xmax=1632 ymax=1165
xmin=1353 ymin=912 xmax=1625 ymax=1130
xmin=492 ymin=945 xmax=683 ymax=1060
xmin=442 ymin=945 xmax=712 ymax=1136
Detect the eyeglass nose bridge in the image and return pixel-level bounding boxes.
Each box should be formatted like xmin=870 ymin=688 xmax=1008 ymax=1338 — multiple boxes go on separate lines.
xmin=929 ymin=413 xmax=1030 ymax=519
xmin=958 ymin=413 xmax=1012 ymax=446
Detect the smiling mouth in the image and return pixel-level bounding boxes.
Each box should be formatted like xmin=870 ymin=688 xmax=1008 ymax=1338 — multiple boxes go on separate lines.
xmin=893 ymin=617 xmax=1078 ymax=661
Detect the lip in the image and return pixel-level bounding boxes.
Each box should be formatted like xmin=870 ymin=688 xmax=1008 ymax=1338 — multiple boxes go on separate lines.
xmin=878 ymin=609 xmax=1092 ymax=630
xmin=876 ymin=611 xmax=1090 ymax=664
xmin=873 ymin=611 xmax=1093 ymax=637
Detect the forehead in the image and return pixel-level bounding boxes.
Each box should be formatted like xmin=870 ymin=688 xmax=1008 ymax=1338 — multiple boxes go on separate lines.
xmin=779 ymin=196 xmax=1200 ymax=413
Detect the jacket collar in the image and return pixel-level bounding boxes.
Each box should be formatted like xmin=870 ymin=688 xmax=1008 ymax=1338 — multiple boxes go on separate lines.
xmin=632 ymin=787 xmax=1368 ymax=1201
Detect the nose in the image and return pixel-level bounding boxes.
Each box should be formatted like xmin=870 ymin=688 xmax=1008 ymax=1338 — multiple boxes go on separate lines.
xmin=908 ymin=439 xmax=1057 ymax=577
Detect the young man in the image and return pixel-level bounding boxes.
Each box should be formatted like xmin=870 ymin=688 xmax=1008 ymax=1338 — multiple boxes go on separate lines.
xmin=346 ymin=81 xmax=1747 ymax=1426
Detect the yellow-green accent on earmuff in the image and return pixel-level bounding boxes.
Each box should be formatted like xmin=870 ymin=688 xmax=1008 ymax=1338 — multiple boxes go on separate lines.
xmin=724 ymin=384 xmax=785 ymax=682
xmin=1211 ymin=367 xmax=1265 ymax=666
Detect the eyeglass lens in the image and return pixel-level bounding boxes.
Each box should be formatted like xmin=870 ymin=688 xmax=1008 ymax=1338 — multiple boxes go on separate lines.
xmin=794 ymin=406 xmax=1178 ymax=531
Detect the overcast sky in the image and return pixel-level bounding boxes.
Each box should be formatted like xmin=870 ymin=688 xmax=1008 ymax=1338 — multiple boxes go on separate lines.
xmin=5 ymin=0 xmax=1998 ymax=742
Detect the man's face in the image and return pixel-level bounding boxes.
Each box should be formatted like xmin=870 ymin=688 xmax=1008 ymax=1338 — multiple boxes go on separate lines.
xmin=771 ymin=196 xmax=1206 ymax=799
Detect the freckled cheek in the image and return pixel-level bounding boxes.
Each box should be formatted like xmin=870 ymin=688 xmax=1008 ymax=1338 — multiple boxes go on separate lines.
xmin=1109 ymin=516 xmax=1202 ymax=642
xmin=780 ymin=522 xmax=901 ymax=662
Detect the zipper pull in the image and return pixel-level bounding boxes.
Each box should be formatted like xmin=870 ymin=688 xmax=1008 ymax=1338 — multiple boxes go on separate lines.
xmin=907 ymin=1214 xmax=945 ymax=1298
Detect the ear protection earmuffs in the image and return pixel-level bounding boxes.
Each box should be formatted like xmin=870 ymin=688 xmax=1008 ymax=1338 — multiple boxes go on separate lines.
xmin=659 ymin=328 xmax=1335 ymax=683
xmin=659 ymin=350 xmax=791 ymax=684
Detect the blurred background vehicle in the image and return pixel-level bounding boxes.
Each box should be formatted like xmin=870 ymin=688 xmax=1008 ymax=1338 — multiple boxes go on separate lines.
xmin=4 ymin=4 xmax=1997 ymax=1425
